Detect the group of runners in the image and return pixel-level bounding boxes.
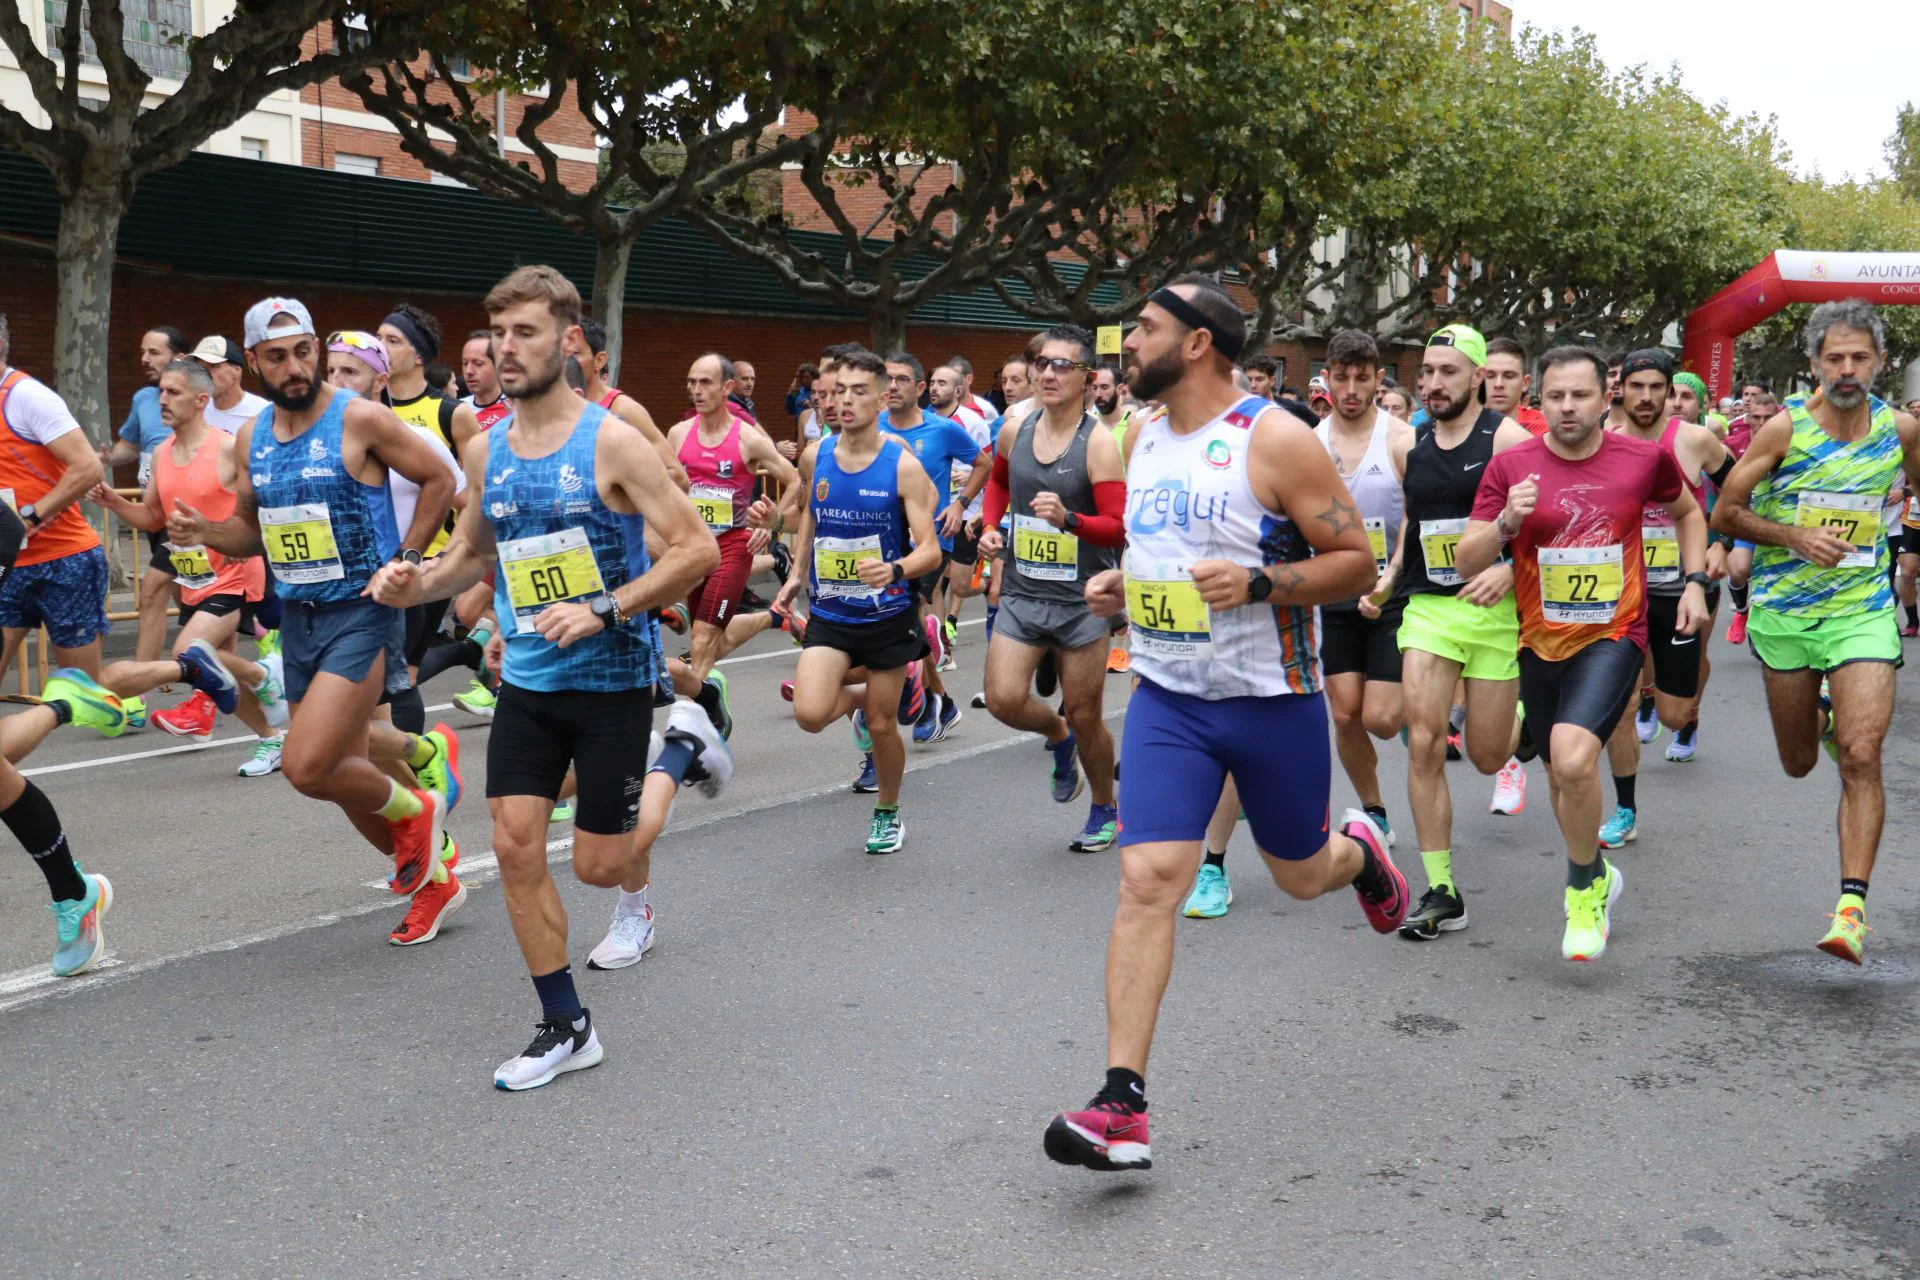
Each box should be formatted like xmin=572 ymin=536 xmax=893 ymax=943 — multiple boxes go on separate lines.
xmin=0 ymin=271 xmax=1912 ymax=1157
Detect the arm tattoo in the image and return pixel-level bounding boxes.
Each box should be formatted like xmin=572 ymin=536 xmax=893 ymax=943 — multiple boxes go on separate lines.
xmin=1315 ymin=496 xmax=1362 ymax=538
xmin=1267 ymin=564 xmax=1309 ymax=599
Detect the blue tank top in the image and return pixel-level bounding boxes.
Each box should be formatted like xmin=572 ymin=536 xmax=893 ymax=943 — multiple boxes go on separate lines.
xmin=247 ymin=388 xmax=399 ymax=605
xmin=808 ymin=434 xmax=914 ymax=625
xmin=485 ymin=403 xmax=654 ymax=693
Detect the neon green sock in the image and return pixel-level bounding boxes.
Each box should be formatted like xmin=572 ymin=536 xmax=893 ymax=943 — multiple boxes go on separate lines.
xmin=403 ymin=733 xmax=436 ymax=770
xmin=1839 ymin=891 xmax=1866 ymax=915
xmin=1420 ymin=849 xmax=1453 ymax=893
xmin=378 ymin=780 xmax=423 ymax=822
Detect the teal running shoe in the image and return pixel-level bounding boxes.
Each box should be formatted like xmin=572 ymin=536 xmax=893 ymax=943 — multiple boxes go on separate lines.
xmin=852 ymin=708 xmax=873 ymax=753
xmin=1182 ymin=863 xmax=1231 ymax=918
xmin=51 ymin=871 xmax=113 ymax=977
xmin=1598 ymin=805 xmax=1637 ymax=849
xmin=866 ymin=807 xmax=904 ymax=855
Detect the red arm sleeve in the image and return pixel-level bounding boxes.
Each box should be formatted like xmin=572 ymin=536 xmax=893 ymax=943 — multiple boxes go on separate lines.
xmin=981 ymin=450 xmax=1011 ymax=528
xmin=1074 ymin=480 xmax=1128 ymax=547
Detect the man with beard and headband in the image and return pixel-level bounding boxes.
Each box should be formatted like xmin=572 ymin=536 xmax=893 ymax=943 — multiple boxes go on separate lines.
xmin=1456 ymin=347 xmax=1709 ymax=963
xmin=1711 ymin=300 xmax=1920 ymax=965
xmin=369 ymin=266 xmax=723 ymax=1088
xmin=1044 ymin=276 xmax=1406 ymax=1174
xmin=168 ymin=297 xmax=458 ymax=908
xmin=1391 ymin=324 xmax=1534 ymax=942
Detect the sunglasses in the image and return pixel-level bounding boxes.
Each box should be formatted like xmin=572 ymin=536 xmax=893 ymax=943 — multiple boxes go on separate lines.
xmin=328 ymin=330 xmax=382 ymax=351
xmin=1031 ymin=357 xmax=1092 ymax=374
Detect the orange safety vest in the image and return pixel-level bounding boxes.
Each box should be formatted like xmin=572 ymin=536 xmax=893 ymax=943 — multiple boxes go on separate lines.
xmin=0 ymin=369 xmax=103 ymax=566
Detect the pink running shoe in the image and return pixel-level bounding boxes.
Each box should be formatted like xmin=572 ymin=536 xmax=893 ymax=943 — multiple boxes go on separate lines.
xmin=1044 ymin=1097 xmax=1151 ymax=1171
xmin=1343 ymin=808 xmax=1408 ymax=933
xmin=1725 ymin=611 xmax=1748 ymax=646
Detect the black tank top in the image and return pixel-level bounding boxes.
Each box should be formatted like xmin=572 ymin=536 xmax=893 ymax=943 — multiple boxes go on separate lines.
xmin=1401 ymin=408 xmax=1502 ymax=598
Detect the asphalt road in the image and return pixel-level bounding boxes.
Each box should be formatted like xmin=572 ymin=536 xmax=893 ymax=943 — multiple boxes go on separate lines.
xmin=5 ymin=617 xmax=1920 ymax=1279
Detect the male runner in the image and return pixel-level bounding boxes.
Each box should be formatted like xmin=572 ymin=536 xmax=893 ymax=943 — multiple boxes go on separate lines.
xmin=169 ymin=297 xmax=455 ymax=904
xmin=1722 ymin=381 xmax=1780 ymax=645
xmin=1457 ymin=345 xmax=1708 ymax=962
xmin=929 ymin=362 xmax=992 ymax=653
xmin=1604 ymin=353 xmax=1630 ymax=432
xmin=1393 ymin=324 xmax=1533 ymax=941
xmin=1484 ymin=336 xmax=1548 ymax=436
xmin=460 ymin=329 xmax=512 ymax=429
xmin=0 ymin=315 xmax=109 ymax=680
xmin=1711 ymin=301 xmax=1920 ymax=964
xmin=194 ymin=335 xmax=271 ymax=433
xmin=1244 ymin=354 xmax=1278 ymax=401
xmin=878 ymin=352 xmax=990 ymax=740
xmin=103 ymin=325 xmax=188 ymax=721
xmin=976 ymin=326 xmax=1124 ymax=851
xmin=773 ymin=350 xmax=943 ymax=853
xmin=669 ymin=353 xmax=800 ymax=677
xmin=368 ymin=265 xmax=724 ymax=1087
xmin=1045 ymin=276 xmax=1405 ymax=1173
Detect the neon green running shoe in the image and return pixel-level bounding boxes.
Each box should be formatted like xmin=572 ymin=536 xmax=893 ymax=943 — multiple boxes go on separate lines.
xmin=42 ymin=669 xmax=127 ymax=738
xmin=257 ymin=628 xmax=281 ymax=660
xmin=122 ymin=695 xmax=148 ymax=730
xmin=453 ymin=678 xmax=497 ymax=721
xmin=1562 ymin=862 xmax=1624 ymax=962
xmin=1816 ymin=899 xmax=1868 ymax=965
xmin=549 ymin=800 xmax=574 ymax=825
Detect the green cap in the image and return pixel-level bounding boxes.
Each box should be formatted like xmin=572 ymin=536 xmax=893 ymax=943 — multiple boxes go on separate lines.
xmin=1427 ymin=323 xmax=1487 ymax=367
xmin=1673 ymin=372 xmax=1708 ymax=421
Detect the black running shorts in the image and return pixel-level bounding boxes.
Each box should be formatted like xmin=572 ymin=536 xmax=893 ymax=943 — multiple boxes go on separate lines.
xmin=1518 ymin=637 xmax=1643 ymax=764
xmin=486 ymin=684 xmax=654 ymax=835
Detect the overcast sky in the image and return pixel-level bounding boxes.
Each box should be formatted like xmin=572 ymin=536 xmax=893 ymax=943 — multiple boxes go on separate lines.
xmin=1511 ymin=1 xmax=1920 ymax=181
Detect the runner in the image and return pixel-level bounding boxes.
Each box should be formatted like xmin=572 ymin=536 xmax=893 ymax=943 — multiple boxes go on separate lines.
xmin=1484 ymin=337 xmax=1549 ymax=436
xmin=1044 ymin=276 xmax=1405 ymax=1173
xmin=1375 ymin=381 xmax=1414 ymax=421
xmin=460 ymin=328 xmax=513 ymax=429
xmin=877 ymin=352 xmax=990 ymax=740
xmin=976 ymin=326 xmax=1124 ymax=851
xmin=773 ymin=350 xmax=943 ymax=853
xmin=1393 ymin=324 xmax=1533 ymax=941
xmin=929 ymin=361 xmax=992 ymax=656
xmin=1244 ymin=354 xmax=1278 ymax=401
xmin=0 ymin=315 xmax=110 ymax=681
xmin=1710 ymin=300 xmax=1920 ymax=964
xmin=167 ymin=296 xmax=456 ymax=912
xmin=577 ymin=319 xmax=690 ymax=490
xmin=102 ymin=324 xmax=188 ymax=726
xmin=730 ymin=359 xmax=759 ymax=420
xmin=1456 ymin=345 xmax=1708 ymax=961
xmin=668 ymin=353 xmax=800 ymax=678
xmin=367 ymin=264 xmax=724 ymax=1088
xmin=1722 ymin=381 xmax=1780 ymax=646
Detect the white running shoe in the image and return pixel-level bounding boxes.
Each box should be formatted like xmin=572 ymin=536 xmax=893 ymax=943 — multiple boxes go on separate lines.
xmin=1489 ymin=758 xmax=1527 ymax=815
xmin=237 ymin=734 xmax=284 ymax=778
xmin=251 ymin=652 xmax=290 ymax=729
xmin=666 ymin=698 xmax=733 ymax=798
xmin=587 ymin=904 xmax=655 ymax=971
xmin=494 ymin=1013 xmax=604 ymax=1091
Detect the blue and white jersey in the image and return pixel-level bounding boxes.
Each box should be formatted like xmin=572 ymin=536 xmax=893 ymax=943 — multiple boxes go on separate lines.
xmin=484 ymin=403 xmax=654 ymax=692
xmin=248 ymin=389 xmax=399 ymax=605
xmin=808 ymin=434 xmax=914 ymax=625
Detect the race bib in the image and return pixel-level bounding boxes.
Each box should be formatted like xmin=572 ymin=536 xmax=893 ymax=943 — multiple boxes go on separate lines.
xmin=690 ymin=485 xmax=735 ymax=531
xmin=1365 ymin=517 xmax=1389 ymax=572
xmin=1538 ymin=545 xmax=1624 ymax=625
xmin=259 ymin=503 xmax=344 ymax=584
xmin=813 ymin=534 xmax=883 ymax=598
xmin=1125 ymin=557 xmax=1212 ymax=661
xmin=1641 ymin=525 xmax=1680 ymax=586
xmin=497 ymin=527 xmax=607 ymax=635
xmin=167 ymin=542 xmax=216 ymax=590
xmin=138 ymin=449 xmax=155 ymax=488
xmin=1793 ymin=491 xmax=1879 ymax=569
xmin=1014 ymin=514 xmax=1079 ymax=581
xmin=1420 ymin=518 xmax=1468 ymax=587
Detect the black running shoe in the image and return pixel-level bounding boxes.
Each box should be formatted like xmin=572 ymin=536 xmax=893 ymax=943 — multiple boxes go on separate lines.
xmin=1398 ymin=885 xmax=1468 ymax=940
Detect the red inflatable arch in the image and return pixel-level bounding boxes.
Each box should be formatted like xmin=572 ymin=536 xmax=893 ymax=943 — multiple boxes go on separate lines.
xmin=1682 ymin=250 xmax=1920 ymax=402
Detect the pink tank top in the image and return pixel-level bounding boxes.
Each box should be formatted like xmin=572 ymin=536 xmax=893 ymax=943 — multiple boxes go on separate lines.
xmin=677 ymin=413 xmax=755 ymax=531
xmin=152 ymin=428 xmax=266 ymax=604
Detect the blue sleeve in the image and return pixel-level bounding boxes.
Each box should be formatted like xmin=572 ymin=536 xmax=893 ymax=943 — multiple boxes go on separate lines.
xmin=944 ymin=421 xmax=982 ymax=467
xmin=118 ymin=393 xmax=143 ymax=445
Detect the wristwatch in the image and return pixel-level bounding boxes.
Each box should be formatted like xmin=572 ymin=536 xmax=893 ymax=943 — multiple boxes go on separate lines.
xmin=589 ymin=595 xmax=623 ymax=630
xmin=890 ymin=561 xmax=906 ymax=583
xmin=1684 ymin=571 xmax=1711 ymax=588
xmin=394 ymin=548 xmax=423 ymax=566
xmin=1064 ymin=511 xmax=1084 ymax=533
xmin=1247 ymin=566 xmax=1274 ymax=603
xmin=18 ymin=504 xmax=40 ymax=528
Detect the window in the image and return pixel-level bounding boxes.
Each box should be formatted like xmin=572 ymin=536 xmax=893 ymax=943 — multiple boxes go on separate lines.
xmin=444 ymin=54 xmax=472 ymax=81
xmin=339 ymin=14 xmax=371 ymax=51
xmin=240 ymin=137 xmax=267 ymax=161
xmin=45 ymin=1 xmax=191 ymax=81
xmin=428 ymin=170 xmax=468 ymax=187
xmin=334 ymin=153 xmax=380 ymax=177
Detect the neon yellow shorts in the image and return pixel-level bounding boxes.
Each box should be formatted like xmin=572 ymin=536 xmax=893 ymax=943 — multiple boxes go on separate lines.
xmin=1748 ymin=607 xmax=1901 ymax=673
xmin=1397 ymin=591 xmax=1520 ymax=683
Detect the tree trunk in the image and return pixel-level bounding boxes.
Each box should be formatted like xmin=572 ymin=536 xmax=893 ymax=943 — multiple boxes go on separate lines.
xmin=592 ymin=228 xmax=635 ymax=387
xmin=53 ymin=184 xmax=125 ymax=447
xmin=868 ymin=308 xmax=908 ymax=358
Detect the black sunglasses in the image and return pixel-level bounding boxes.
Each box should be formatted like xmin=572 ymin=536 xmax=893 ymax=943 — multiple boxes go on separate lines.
xmin=1031 ymin=357 xmax=1091 ymax=374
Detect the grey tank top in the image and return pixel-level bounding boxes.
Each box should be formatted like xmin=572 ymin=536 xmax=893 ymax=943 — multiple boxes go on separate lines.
xmin=1006 ymin=408 xmax=1117 ymax=603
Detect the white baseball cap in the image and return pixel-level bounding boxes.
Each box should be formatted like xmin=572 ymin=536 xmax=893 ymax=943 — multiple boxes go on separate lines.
xmin=243 ymin=297 xmax=315 ymax=349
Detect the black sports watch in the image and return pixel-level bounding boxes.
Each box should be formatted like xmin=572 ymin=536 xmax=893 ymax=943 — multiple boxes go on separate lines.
xmin=395 ymin=548 xmax=423 ymax=566
xmin=590 ymin=595 xmax=622 ymax=630
xmin=890 ymin=560 xmax=906 ymax=583
xmin=1063 ymin=511 xmax=1084 ymax=533
xmin=1684 ymin=571 xmax=1710 ymax=588
xmin=1247 ymin=566 xmax=1274 ymax=603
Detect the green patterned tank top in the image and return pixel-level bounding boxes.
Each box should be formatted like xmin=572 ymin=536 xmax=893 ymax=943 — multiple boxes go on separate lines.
xmin=1750 ymin=402 xmax=1901 ymax=617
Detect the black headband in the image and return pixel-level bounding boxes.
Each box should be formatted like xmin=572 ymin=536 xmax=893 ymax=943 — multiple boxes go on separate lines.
xmin=1147 ymin=288 xmax=1245 ymax=363
xmin=382 ymin=311 xmax=438 ymax=363
xmin=1621 ymin=348 xmax=1674 ymax=382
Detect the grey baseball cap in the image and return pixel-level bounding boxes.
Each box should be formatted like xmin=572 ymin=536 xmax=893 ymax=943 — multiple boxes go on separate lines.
xmin=243 ymin=297 xmax=315 ymax=349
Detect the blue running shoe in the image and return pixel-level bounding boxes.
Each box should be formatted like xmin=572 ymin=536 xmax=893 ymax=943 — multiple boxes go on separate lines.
xmin=852 ymin=753 xmax=879 ymax=793
xmin=1598 ymin=805 xmax=1637 ymax=849
xmin=1182 ymin=864 xmax=1231 ymax=919
xmin=1049 ymin=732 xmax=1082 ymax=803
xmin=852 ymin=708 xmax=873 ymax=753
xmin=912 ymin=693 xmax=944 ymax=745
xmin=1070 ymin=802 xmax=1118 ymax=852
xmin=181 ymin=639 xmax=239 ymax=715
xmin=898 ymin=664 xmax=926 ymax=724
xmin=931 ymin=693 xmax=960 ymax=742
xmin=50 ymin=870 xmax=113 ymax=977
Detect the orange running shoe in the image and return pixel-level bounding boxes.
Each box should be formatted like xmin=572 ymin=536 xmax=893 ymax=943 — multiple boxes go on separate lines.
xmin=386 ymin=790 xmax=446 ymax=895
xmin=1107 ymin=645 xmax=1131 ymax=673
xmin=391 ymin=867 xmax=466 ymax=946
